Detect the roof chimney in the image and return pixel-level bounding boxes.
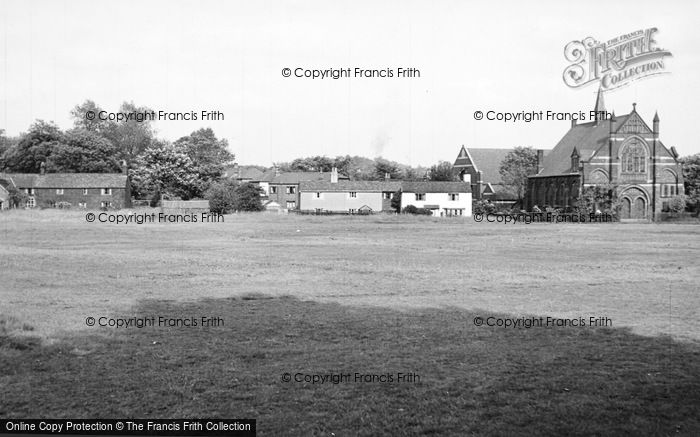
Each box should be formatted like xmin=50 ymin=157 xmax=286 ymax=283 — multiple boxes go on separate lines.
xmin=384 ymin=172 xmax=390 ymax=180
xmin=40 ymin=162 xmax=46 ymax=175
xmin=331 ymin=167 xmax=338 ymax=183
xmin=121 ymin=160 xmax=128 ymax=175
xmin=536 ymin=150 xmax=544 ymax=174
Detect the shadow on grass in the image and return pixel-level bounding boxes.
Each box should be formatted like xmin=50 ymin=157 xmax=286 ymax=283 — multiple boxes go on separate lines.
xmin=2 ymin=296 xmax=699 ymax=436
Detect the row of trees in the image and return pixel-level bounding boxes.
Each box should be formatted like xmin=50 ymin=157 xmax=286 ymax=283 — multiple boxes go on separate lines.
xmin=0 ymin=100 xmax=234 ymax=202
xmin=274 ymin=155 xmax=457 ymax=182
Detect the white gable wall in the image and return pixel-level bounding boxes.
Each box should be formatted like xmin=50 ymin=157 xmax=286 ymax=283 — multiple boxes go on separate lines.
xmin=401 ymin=191 xmax=472 ymax=217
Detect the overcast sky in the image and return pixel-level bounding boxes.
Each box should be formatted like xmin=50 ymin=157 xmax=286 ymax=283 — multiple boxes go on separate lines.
xmin=1 ymin=0 xmax=698 ymax=166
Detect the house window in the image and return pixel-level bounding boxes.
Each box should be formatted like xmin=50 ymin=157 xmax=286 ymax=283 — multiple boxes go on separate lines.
xmin=349 ymin=192 xmax=357 ymax=198
xmin=286 ymin=186 xmax=296 ymax=194
xmin=444 ymin=208 xmax=463 ymax=216
xmin=349 ymin=208 xmax=357 ymax=214
xmin=383 ymin=192 xmax=392 ymax=200
xmin=56 ymin=189 xmax=64 ymax=195
xmin=101 ymin=188 xmax=112 ymax=195
xmin=83 ymin=189 xmax=88 ymax=195
xmin=286 ymin=201 xmax=296 ymax=209
xmin=315 ymin=192 xmax=322 ymax=198
xmin=101 ymin=201 xmax=112 ymax=208
xmin=26 ymin=188 xmax=35 ymax=195
xmin=78 ymin=202 xmax=87 ymax=209
xmin=449 ymin=193 xmax=459 ymax=201
xmin=26 ymin=197 xmax=36 ymax=208
xmin=270 ymin=186 xmax=277 ymax=194
xmin=415 ymin=193 xmax=425 ymax=201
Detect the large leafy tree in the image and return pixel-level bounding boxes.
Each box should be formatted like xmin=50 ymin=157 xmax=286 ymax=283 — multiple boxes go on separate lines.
xmin=206 ymin=178 xmax=239 ymax=214
xmin=233 ymin=183 xmax=264 ymax=212
xmin=0 ymin=120 xmax=65 ymax=172
xmin=428 ymin=161 xmax=456 ymax=181
xmin=499 ymin=147 xmax=538 ymax=202
xmin=70 ymin=100 xmax=110 ymax=133
xmin=48 ymin=129 xmax=122 ymax=173
xmin=131 ymin=141 xmax=201 ymax=200
xmin=70 ymin=100 xmax=154 ymax=165
xmin=174 ymin=128 xmax=234 ymax=186
xmin=108 ymin=101 xmax=155 ymax=165
xmin=680 ymin=154 xmax=700 ymax=215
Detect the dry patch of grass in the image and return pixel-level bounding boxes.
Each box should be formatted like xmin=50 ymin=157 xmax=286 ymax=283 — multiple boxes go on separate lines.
xmin=1 ymin=296 xmax=699 ymax=436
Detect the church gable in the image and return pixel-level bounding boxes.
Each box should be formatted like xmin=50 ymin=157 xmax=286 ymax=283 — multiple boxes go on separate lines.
xmin=453 ymin=145 xmax=473 ymax=168
xmin=615 ymin=112 xmax=652 ymax=135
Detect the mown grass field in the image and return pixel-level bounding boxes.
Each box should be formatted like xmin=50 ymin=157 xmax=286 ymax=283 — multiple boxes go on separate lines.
xmin=1 ymin=210 xmax=700 ymax=435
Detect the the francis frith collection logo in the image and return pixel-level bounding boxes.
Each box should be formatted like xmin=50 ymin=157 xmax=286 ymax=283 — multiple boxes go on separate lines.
xmin=563 ymin=28 xmax=671 ymax=90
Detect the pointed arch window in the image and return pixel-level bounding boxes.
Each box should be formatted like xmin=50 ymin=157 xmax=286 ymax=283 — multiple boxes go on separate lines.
xmin=621 ymin=139 xmax=647 ymax=174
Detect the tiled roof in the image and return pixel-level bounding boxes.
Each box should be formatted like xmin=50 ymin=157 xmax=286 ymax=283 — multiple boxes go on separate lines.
xmin=0 ymin=177 xmax=15 ymax=190
xmin=239 ymin=167 xmax=265 ymax=180
xmin=464 ymin=148 xmax=513 ymax=184
xmin=300 ymin=180 xmax=471 ymax=193
xmin=455 ymin=146 xmax=550 ymax=184
xmin=401 ymin=181 xmax=472 ymax=193
xmin=534 ymin=115 xmax=630 ymax=177
xmin=0 ymin=173 xmax=128 ymax=188
xmin=223 ymin=166 xmax=265 ymax=180
xmin=224 ymin=166 xmax=263 ymax=182
xmin=300 ymin=180 xmax=402 ymax=192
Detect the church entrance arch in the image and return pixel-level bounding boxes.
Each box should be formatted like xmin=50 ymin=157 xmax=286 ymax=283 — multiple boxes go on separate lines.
xmin=619 ymin=187 xmax=649 ymax=220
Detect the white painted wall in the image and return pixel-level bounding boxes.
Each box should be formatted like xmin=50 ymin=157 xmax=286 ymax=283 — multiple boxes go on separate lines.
xmin=401 ymin=192 xmax=472 ymax=217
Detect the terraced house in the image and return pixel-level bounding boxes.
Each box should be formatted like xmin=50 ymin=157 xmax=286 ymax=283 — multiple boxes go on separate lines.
xmin=299 ymin=169 xmax=472 ymax=216
xmin=0 ymin=171 xmax=131 ymax=210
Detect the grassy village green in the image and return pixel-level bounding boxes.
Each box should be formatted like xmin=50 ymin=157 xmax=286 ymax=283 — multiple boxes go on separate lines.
xmin=1 ymin=211 xmax=700 ymax=435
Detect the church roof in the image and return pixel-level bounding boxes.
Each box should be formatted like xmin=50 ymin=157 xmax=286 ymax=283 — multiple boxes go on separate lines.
xmin=454 ymin=147 xmax=514 ymax=185
xmin=534 ymin=115 xmax=632 ymax=177
xmin=454 ymin=146 xmax=548 ymax=185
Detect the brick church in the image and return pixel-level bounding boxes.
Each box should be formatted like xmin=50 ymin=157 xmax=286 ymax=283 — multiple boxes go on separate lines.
xmin=526 ymin=89 xmax=684 ymax=220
